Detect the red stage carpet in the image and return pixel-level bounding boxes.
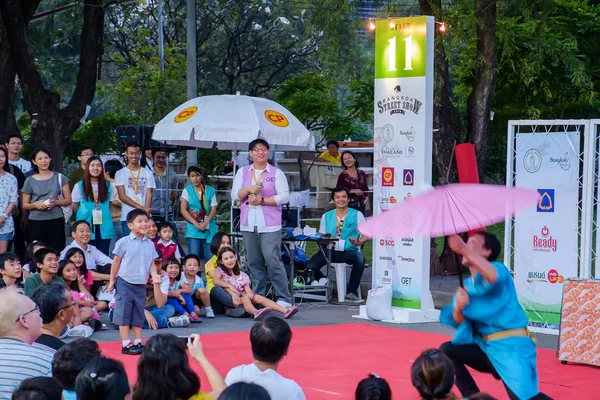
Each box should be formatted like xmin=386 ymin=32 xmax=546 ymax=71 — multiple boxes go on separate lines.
xmin=99 ymin=323 xmax=600 ymax=399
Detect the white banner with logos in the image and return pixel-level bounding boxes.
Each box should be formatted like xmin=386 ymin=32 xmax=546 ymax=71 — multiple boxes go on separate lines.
xmin=372 ymin=78 xmax=432 ymax=310
xmin=514 ymin=132 xmax=580 ymax=325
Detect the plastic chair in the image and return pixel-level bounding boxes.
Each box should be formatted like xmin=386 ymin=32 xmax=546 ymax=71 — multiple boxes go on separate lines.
xmin=331 ymin=251 xmax=363 ymax=303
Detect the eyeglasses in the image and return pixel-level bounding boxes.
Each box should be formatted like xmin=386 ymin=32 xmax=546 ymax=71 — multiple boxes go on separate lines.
xmin=58 ymin=301 xmax=76 ymax=312
xmin=15 ymin=305 xmax=40 ymax=322
xmin=252 ymin=148 xmax=269 ymax=153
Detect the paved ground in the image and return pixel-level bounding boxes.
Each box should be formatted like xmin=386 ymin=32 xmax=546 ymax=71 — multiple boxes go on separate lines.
xmin=87 ymin=303 xmax=559 ymax=351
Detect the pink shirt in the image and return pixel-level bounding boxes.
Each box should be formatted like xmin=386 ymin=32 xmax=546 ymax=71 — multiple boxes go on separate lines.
xmin=217 ymin=267 xmax=251 ymax=293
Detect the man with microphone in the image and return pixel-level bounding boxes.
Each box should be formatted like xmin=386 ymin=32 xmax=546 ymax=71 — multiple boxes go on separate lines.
xmin=231 ymin=139 xmax=293 ymax=308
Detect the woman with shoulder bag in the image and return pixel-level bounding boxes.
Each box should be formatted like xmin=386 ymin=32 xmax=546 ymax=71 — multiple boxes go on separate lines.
xmin=22 ymin=148 xmax=71 ymax=252
xmin=180 ymin=166 xmax=218 ymax=260
xmin=72 ymin=156 xmax=119 ymax=255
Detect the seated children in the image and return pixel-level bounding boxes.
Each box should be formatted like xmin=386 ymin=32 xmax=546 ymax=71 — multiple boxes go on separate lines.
xmin=143 ymin=249 xmax=178 ymax=330
xmin=108 ymin=209 xmax=161 ymax=355
xmin=57 ymin=259 xmax=102 ymax=329
xmin=180 ymin=254 xmax=214 ymax=318
xmin=0 ymin=251 xmax=23 ymax=289
xmin=24 ymin=248 xmax=66 ymax=297
xmin=165 ymin=257 xmax=202 ymax=322
xmin=213 ymin=247 xmax=298 ymax=320
xmin=65 ymin=247 xmax=108 ymax=313
xmin=22 ymin=241 xmax=46 ymax=280
xmin=154 ymin=221 xmax=182 ymax=262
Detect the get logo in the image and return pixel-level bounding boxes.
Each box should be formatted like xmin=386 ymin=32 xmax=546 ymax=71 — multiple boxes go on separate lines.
xmin=379 ymin=239 xmax=394 ymax=247
xmin=174 ymin=106 xmax=198 ymax=123
xmin=264 ymin=110 xmax=289 ymax=127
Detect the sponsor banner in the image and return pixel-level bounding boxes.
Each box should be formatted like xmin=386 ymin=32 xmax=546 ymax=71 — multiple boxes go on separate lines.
xmin=372 ymin=16 xmax=433 ymax=310
xmin=514 ymin=132 xmax=579 ymax=325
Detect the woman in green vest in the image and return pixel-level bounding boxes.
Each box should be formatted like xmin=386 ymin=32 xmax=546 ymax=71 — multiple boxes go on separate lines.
xmin=71 ymin=156 xmax=118 ymax=255
xmin=180 ymin=166 xmax=218 ymax=260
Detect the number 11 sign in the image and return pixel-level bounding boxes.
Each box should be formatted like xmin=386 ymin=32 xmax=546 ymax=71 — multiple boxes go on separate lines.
xmin=371 ymin=16 xmax=436 ymax=321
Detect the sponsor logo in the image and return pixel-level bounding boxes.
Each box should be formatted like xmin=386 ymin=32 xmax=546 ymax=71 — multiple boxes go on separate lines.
xmin=264 ymin=110 xmax=289 ymax=127
xmin=379 ymin=256 xmax=393 ymax=261
xmin=382 ymin=167 xmax=394 ymax=187
xmin=382 ymin=270 xmax=392 ymax=285
xmin=382 ymin=124 xmax=394 ymax=142
xmin=537 ymin=189 xmax=554 ymax=213
xmin=401 ymin=277 xmax=412 ymax=285
xmin=397 ymin=256 xmax=415 ymax=263
xmin=404 ymin=192 xmax=412 ymax=201
xmin=406 ymin=145 xmax=415 ymax=157
xmin=549 ymin=152 xmax=571 ymax=170
xmin=398 ymin=126 xmax=416 ymax=142
xmin=377 ymin=95 xmax=423 ymax=117
xmin=381 ymin=145 xmax=404 ymax=157
xmin=403 ymin=169 xmax=414 ymax=186
xmin=174 ymin=106 xmax=198 ymax=123
xmin=523 ymin=149 xmax=542 ymax=173
xmin=547 ymin=269 xmax=564 ymax=284
xmin=401 ymin=237 xmax=413 ymax=247
xmin=394 ymin=85 xmax=401 ymax=93
xmin=527 ymin=269 xmax=564 ymax=284
xmin=381 ymin=196 xmax=398 ymax=205
xmin=379 ymin=239 xmax=395 ymax=247
xmin=533 ymin=226 xmax=556 ymax=252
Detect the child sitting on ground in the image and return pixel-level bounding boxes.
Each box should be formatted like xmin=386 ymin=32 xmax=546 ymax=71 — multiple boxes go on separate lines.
xmin=165 ymin=257 xmax=202 ymax=322
xmin=65 ymin=247 xmax=108 ymax=313
xmin=58 ymin=260 xmax=96 ymax=321
xmin=22 ymin=241 xmax=46 ymax=280
xmin=213 ymin=247 xmax=298 ymax=320
xmin=179 ymin=254 xmax=214 ymax=318
xmin=154 ymin=222 xmax=182 ymax=262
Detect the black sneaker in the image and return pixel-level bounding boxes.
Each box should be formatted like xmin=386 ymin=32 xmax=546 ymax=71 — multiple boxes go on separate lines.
xmin=134 ymin=342 xmax=144 ymax=351
xmin=121 ymin=344 xmax=142 ymax=355
xmin=225 ymin=307 xmax=247 ymax=318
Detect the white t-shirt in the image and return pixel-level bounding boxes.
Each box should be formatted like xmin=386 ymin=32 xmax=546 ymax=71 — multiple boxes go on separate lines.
xmin=71 ymin=183 xmax=117 ymax=203
xmin=8 ymin=158 xmax=32 ymax=174
xmin=114 ymin=166 xmax=156 ymax=221
xmin=225 ymin=363 xmax=305 ymax=400
xmin=180 ymin=189 xmax=218 ymax=206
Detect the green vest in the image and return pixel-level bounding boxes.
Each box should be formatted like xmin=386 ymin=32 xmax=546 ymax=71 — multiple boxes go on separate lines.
xmin=75 ymin=181 xmax=114 ymax=240
xmin=324 ymin=208 xmax=360 ymax=251
xmin=184 ymin=184 xmax=218 ymax=241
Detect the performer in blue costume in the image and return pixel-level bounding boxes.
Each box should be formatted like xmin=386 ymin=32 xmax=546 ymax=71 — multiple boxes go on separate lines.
xmin=439 ymin=232 xmax=552 ymax=400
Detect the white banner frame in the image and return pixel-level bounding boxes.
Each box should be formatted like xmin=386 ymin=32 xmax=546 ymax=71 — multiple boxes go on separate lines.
xmin=505 ymin=120 xmax=591 ymax=335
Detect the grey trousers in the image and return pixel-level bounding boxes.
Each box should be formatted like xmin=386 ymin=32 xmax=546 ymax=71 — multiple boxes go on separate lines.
xmin=242 ymin=229 xmax=292 ymax=304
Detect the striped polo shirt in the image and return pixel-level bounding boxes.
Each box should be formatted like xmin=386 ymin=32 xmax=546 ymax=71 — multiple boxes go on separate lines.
xmin=0 ymin=338 xmax=54 ymax=399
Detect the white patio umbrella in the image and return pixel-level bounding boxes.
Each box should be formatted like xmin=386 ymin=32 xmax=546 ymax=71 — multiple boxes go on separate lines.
xmin=151 ymin=95 xmax=315 ymax=150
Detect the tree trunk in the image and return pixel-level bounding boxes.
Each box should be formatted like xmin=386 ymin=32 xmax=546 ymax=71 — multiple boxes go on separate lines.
xmin=465 ymin=0 xmax=497 ymax=178
xmin=0 ymin=0 xmax=41 ymax=140
xmin=419 ymin=0 xmax=462 ymax=184
xmin=0 ymin=40 xmax=19 ymax=140
xmin=0 ymin=0 xmax=104 ymax=171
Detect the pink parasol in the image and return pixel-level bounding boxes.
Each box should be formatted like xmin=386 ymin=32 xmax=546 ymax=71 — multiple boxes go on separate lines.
xmin=358 ymin=184 xmax=540 ymax=238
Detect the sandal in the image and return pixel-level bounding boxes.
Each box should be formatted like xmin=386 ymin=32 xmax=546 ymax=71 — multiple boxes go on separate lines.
xmin=284 ymin=306 xmax=299 ymax=319
xmin=254 ymin=307 xmax=273 ymax=320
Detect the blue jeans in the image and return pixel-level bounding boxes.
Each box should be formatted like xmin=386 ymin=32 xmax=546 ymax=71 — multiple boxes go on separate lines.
xmin=307 ymin=248 xmax=365 ymax=296
xmin=167 ymin=294 xmax=196 ymax=315
xmin=109 ymin=221 xmax=124 ymax=256
xmin=143 ymin=304 xmax=175 ymax=329
xmin=210 ymin=286 xmax=235 ymax=314
xmin=121 ymin=221 xmax=131 ymax=236
xmin=187 ymin=238 xmax=211 ymax=260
